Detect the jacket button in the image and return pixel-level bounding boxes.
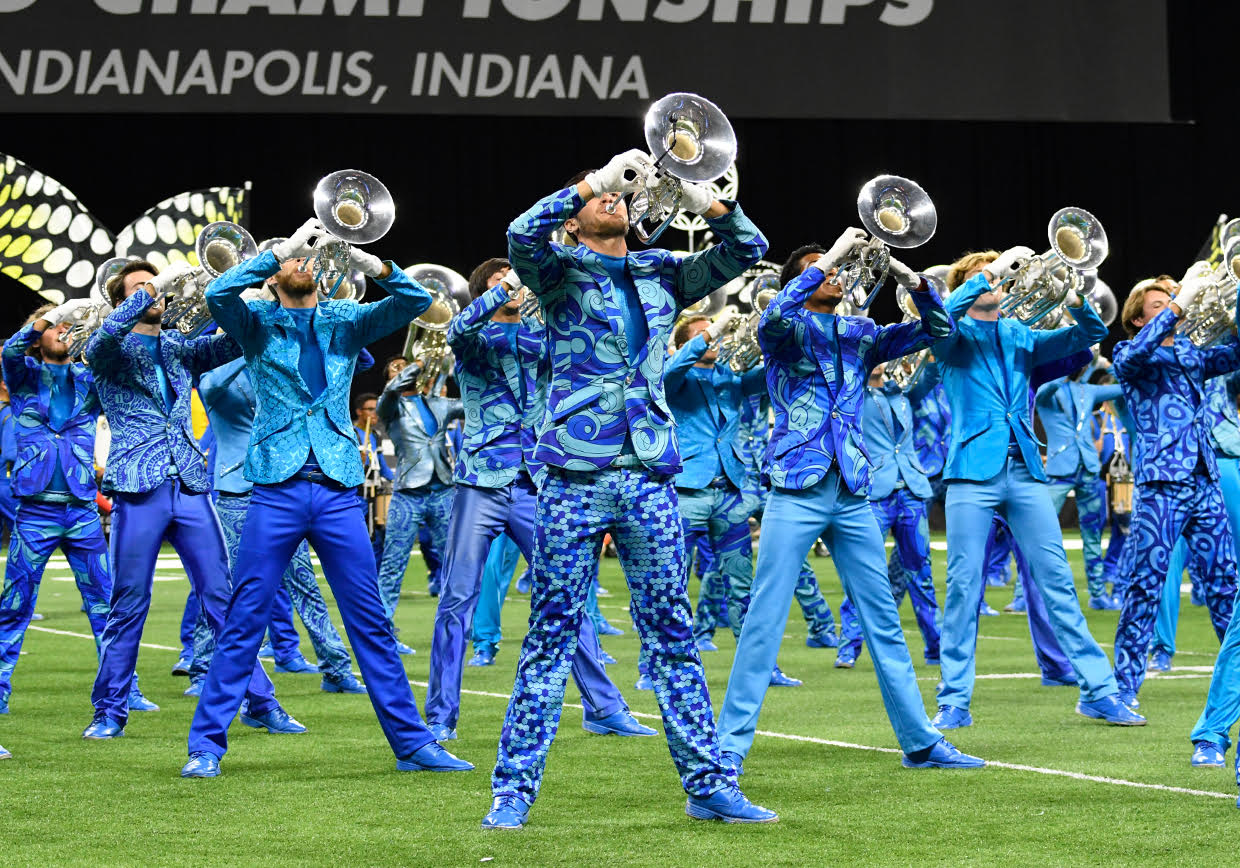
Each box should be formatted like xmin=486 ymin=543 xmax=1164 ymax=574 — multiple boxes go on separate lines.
xmin=307 ymin=410 xmax=313 ymax=416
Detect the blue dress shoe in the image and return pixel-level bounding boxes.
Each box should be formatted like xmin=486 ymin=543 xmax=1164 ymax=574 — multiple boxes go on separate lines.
xmin=275 ymin=655 xmax=318 ymax=674
xmin=583 ymin=709 xmax=658 ymax=737
xmin=634 ymin=673 xmax=653 ymax=691
xmin=0 ymin=693 xmax=9 ymax=714
xmin=1118 ymin=690 xmax=1141 ymax=710
xmin=257 ymin=641 xmax=274 ymax=659
xmin=171 ymin=656 xmax=192 ymax=677
xmin=427 ymin=583 xmax=441 ymax=598
xmin=183 ymin=678 xmax=203 ymax=697
xmin=769 ymin=667 xmax=802 ymax=687
xmin=428 ymin=723 xmax=457 ymax=741
xmin=1077 ymin=694 xmax=1146 ymax=725
xmin=595 ymin=583 xmax=611 ymax=597
xmin=721 ymin=750 xmax=744 ymax=776
xmin=30 ymin=612 xmax=44 ymax=621
xmin=516 ymin=572 xmax=532 ymax=594
xmin=1041 ymin=672 xmax=1076 ymax=687
xmin=978 ymin=602 xmax=1000 ymax=617
xmin=834 ymin=648 xmax=857 ymax=669
xmin=396 ymin=741 xmax=474 ymax=772
xmin=902 ymin=738 xmax=986 ymax=769
xmin=240 ymin=706 xmax=307 ymax=734
xmin=180 ymin=751 xmax=220 ymax=778
xmin=321 ymin=673 xmax=367 ymax=694
xmin=394 ymin=640 xmax=416 ymax=655
xmin=482 ymin=795 xmax=530 ymax=830
xmin=128 ymin=687 xmax=160 ymax=712
xmin=1149 ymin=649 xmax=1172 ymax=672
xmin=806 ymin=631 xmax=839 ymax=649
xmin=696 ymin=637 xmax=719 ymax=653
xmin=599 ymin=650 xmax=618 ymax=665
xmin=467 ymin=648 xmax=496 ymax=667
xmin=596 ymin=619 xmax=624 ymax=636
xmin=0 ymin=743 xmax=10 ymax=759
xmin=685 ymin=785 xmax=778 ymax=824
xmin=1088 ymin=595 xmax=1120 ymax=611
xmin=1003 ymin=599 xmax=1027 ymax=613
xmin=1191 ymin=740 xmax=1225 ymax=768
xmin=924 ymin=656 xmax=941 ymax=667
xmin=82 ymin=713 xmax=125 ymax=739
xmin=931 ymin=705 xmax=973 ymax=730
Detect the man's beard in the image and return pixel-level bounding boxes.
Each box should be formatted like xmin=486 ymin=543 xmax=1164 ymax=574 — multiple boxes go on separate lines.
xmin=141 ymin=307 xmax=164 ymax=325
xmin=277 ymin=270 xmax=318 ymax=298
xmin=972 ymin=299 xmax=1001 ymax=312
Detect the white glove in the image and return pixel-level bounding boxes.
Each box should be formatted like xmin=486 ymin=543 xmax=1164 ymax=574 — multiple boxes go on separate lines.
xmin=705 ymin=308 xmax=738 ymax=342
xmin=240 ymin=286 xmax=272 ymax=303
xmin=986 ymin=245 xmax=1035 ymax=284
xmin=886 ymin=254 xmax=920 ymax=290
xmin=1175 ymin=276 xmax=1210 ymax=311
xmin=679 ymin=181 xmax=714 ymax=216
xmin=272 ymin=218 xmax=326 ymax=262
xmin=500 ymin=268 xmax=524 ymax=299
xmin=815 ymin=227 xmax=868 ymax=274
xmin=42 ymin=297 xmax=94 ymax=326
xmin=150 ymin=262 xmax=198 ymax=295
xmin=348 ymin=247 xmax=385 ymax=279
xmin=584 ymin=149 xmax=651 ymax=198
xmin=1063 ymin=285 xmax=1083 ymax=308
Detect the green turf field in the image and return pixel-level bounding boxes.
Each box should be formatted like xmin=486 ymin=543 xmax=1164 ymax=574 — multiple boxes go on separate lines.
xmin=0 ymin=535 xmax=1236 ymax=866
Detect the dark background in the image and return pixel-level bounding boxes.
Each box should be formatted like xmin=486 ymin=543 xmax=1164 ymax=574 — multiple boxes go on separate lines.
xmin=1 ymin=0 xmax=1230 ymax=398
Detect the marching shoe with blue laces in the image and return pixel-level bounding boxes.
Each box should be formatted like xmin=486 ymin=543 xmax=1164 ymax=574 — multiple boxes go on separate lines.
xmin=978 ymin=601 xmax=1000 ymax=617
xmin=274 ymin=655 xmax=318 ymax=674
xmin=721 ymin=750 xmax=744 ymax=776
xmin=180 ymin=751 xmax=220 ymax=778
xmin=396 ymin=741 xmax=473 ymax=772
xmin=257 ymin=641 xmax=274 ymax=659
xmin=931 ymin=705 xmax=973 ymax=730
xmin=582 ymin=709 xmax=657 ymax=737
xmin=0 ymin=743 xmax=10 ymax=759
xmin=1191 ymin=740 xmax=1225 ymax=768
xmin=428 ymin=723 xmax=457 ymax=741
xmin=1118 ymin=690 xmax=1141 ymax=710
xmin=806 ymin=631 xmax=839 ymax=649
xmin=902 ymin=738 xmax=985 ymax=769
xmin=127 ymin=686 xmax=160 ymax=712
xmin=634 ymin=673 xmax=653 ymax=691
xmin=183 ymin=678 xmax=203 ymax=697
xmin=82 ymin=713 xmax=125 ymax=739
xmin=596 ymin=618 xmax=623 ymax=636
xmin=1076 ymin=694 xmax=1146 ymax=725
xmin=240 ymin=705 xmax=307 ymax=734
xmin=599 ymin=650 xmax=618 ymax=665
xmin=171 ymin=656 xmax=192 ymax=677
xmin=321 ymin=673 xmax=367 ymax=694
xmin=685 ymin=785 xmax=778 ymax=824
xmin=769 ymin=667 xmax=802 ymax=687
xmin=1149 ymin=649 xmax=1172 ymax=672
xmin=834 ymin=647 xmax=857 ymax=669
xmin=696 ymin=636 xmax=719 ymax=653
xmin=482 ymin=795 xmax=530 ymax=830
xmin=467 ymin=648 xmax=495 ymax=667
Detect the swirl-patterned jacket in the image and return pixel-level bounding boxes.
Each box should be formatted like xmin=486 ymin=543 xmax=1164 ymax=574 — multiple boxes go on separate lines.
xmin=1204 ymin=373 xmax=1240 ymax=458
xmin=2 ymin=325 xmax=101 ymax=501
xmin=1113 ymin=306 xmax=1240 ymax=485
xmin=759 ymin=266 xmax=954 ymax=494
xmin=205 ymin=249 xmax=432 ymax=487
xmin=85 ymin=289 xmax=238 ymax=494
xmin=447 ymin=284 xmax=547 ymax=487
xmin=507 ymin=185 xmax=767 ymax=473
xmin=935 ymin=272 xmax=1107 ymax=484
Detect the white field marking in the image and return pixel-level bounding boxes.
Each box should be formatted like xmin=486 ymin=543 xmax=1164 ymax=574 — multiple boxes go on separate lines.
xmin=28 ymin=625 xmax=180 ymax=653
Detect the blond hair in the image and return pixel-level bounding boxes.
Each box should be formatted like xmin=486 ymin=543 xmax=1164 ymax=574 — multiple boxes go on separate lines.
xmin=946 ymin=251 xmax=1000 ymax=291
xmin=1121 ymin=275 xmax=1176 ymax=337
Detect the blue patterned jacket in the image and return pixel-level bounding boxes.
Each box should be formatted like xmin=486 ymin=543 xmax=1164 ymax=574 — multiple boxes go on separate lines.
xmin=507 ymin=186 xmax=767 ymax=473
xmin=376 ymin=364 xmax=464 ymax=491
xmin=447 ymin=284 xmax=547 ymax=487
xmin=863 ymin=382 xmax=933 ymax=500
xmin=1113 ymin=306 xmax=1240 ymax=484
xmin=665 ymin=332 xmax=766 ymax=491
xmin=935 ymin=273 xmax=1107 ymax=484
xmin=205 ymin=249 xmax=432 ymax=487
xmin=910 ymin=374 xmax=950 ymax=479
xmin=85 ymin=290 xmax=238 ymax=494
xmin=2 ymin=325 xmax=101 ymax=501
xmin=759 ymin=267 xmax=954 ymax=494
xmin=1204 ymin=374 xmax=1240 ymax=459
xmin=1034 ymin=378 xmax=1123 ymax=477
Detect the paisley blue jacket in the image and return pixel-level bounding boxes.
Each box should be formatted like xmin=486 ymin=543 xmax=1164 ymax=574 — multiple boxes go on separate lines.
xmin=507 ymin=185 xmax=767 ymax=473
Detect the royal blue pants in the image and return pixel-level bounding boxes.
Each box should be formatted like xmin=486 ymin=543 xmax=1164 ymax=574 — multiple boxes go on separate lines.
xmin=472 ymin=532 xmax=522 ymax=656
xmin=428 ymin=478 xmax=622 ymax=730
xmin=0 ymin=476 xmax=16 ymax=539
xmin=93 ymin=480 xmax=277 ymax=726
xmin=940 ymin=457 xmax=1118 ymax=710
xmin=188 ymin=479 xmax=434 ymax=759
xmin=1104 ymin=510 xmax=1131 ymax=596
xmin=0 ymin=500 xmax=111 ymax=700
xmin=1048 ymin=468 xmax=1110 ymax=599
xmin=718 ymin=471 xmax=942 ymax=759
xmin=492 ymin=467 xmax=731 ymax=804
xmin=691 ymin=533 xmax=727 ymax=640
xmin=376 ymin=484 xmax=453 ymax=625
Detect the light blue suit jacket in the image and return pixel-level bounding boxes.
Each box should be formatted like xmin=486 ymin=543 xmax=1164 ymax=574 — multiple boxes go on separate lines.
xmin=376 ymin=364 xmax=464 ymax=491
xmin=1034 ymin=378 xmax=1122 ymax=477
xmin=863 ymin=382 xmax=933 ymax=500
xmin=205 ymin=249 xmax=432 ymax=487
xmin=934 ymin=272 xmax=1108 ymax=484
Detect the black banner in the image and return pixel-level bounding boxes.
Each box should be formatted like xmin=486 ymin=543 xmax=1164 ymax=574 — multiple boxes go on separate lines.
xmin=0 ymin=0 xmax=1169 ymax=121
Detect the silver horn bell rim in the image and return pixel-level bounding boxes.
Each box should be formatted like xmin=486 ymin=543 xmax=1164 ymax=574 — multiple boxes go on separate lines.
xmin=196 ymin=221 xmax=258 ymax=279
xmin=404 ymin=264 xmax=468 ymax=329
xmin=1048 ymin=206 xmax=1108 ymax=271
xmin=94 ymin=256 xmax=136 ymax=304
xmin=642 ymin=92 xmax=737 ymax=183
xmin=313 ymin=169 xmax=396 ymax=245
xmin=857 ymin=174 xmax=937 ymax=249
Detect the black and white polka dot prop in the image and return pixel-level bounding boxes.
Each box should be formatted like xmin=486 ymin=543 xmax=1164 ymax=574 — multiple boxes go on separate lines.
xmin=114 ymin=182 xmax=252 ymax=270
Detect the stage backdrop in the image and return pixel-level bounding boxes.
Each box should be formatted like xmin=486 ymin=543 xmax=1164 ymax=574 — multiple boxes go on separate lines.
xmin=1 ymin=0 xmax=1169 ymax=121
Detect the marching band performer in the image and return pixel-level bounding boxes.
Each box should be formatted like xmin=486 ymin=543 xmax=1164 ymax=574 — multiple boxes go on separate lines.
xmin=931 ymin=249 xmax=1142 ymax=730
xmin=1110 ymin=275 xmax=1238 ymax=712
xmin=374 ymin=358 xmax=460 ymax=653
xmin=83 ymin=260 xmax=289 ymax=740
xmin=716 ymin=231 xmax=983 ymax=774
xmin=185 ymin=220 xmax=471 ymax=777
xmin=0 ymin=303 xmax=155 ymax=715
xmin=425 ymin=256 xmax=649 ymax=743
xmin=483 ymin=152 xmax=776 ymax=830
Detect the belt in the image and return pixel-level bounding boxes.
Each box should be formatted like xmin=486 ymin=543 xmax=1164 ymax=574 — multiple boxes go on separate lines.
xmin=216 ymin=490 xmax=250 ymax=499
xmin=1007 ymin=443 xmax=1022 ymax=456
xmin=292 ymin=467 xmax=349 ymax=489
xmin=610 ymin=454 xmax=645 ymax=469
xmin=707 ymin=475 xmax=732 ymax=490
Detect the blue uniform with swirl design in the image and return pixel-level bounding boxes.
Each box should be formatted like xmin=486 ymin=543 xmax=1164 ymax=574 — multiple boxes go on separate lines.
xmin=490 ymin=185 xmax=767 ymax=807
xmin=716 ymin=265 xmax=953 ymax=762
xmin=1111 ymin=307 xmax=1240 ymax=701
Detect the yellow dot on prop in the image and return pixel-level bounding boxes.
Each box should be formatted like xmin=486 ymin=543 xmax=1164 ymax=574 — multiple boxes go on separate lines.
xmin=0 ymin=184 xmax=10 ymax=207
xmin=27 ymin=203 xmax=51 ymax=231
xmin=0 ymin=209 xmax=12 ymax=230
xmin=0 ymin=233 xmax=10 ymax=250
xmin=167 ymin=249 xmax=188 ymax=264
xmin=11 ymin=175 xmax=25 ymax=199
xmin=5 ymin=234 xmax=31 ymax=257
xmin=186 ymin=251 xmax=200 ymax=267
xmin=19 ymin=273 xmax=43 ymax=291
xmin=11 ymin=204 xmax=33 ymax=228
xmin=22 ymin=238 xmax=53 ymax=264
xmin=1 ymin=264 xmax=21 ymax=279
xmin=176 ymin=217 xmax=194 ymax=246
xmin=205 ymin=201 xmax=219 ymax=222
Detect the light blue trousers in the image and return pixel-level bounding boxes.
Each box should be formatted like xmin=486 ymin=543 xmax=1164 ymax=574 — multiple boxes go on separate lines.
xmin=716 ymin=471 xmax=941 ymax=758
xmin=472 ymin=533 xmax=522 ymax=656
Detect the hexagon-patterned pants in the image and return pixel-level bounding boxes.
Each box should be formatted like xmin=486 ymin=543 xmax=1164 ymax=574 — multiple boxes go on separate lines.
xmin=491 ymin=467 xmax=734 ymax=805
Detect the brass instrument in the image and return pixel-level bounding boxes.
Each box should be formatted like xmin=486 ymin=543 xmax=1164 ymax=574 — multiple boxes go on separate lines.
xmin=999 ymin=207 xmax=1109 ymax=326
xmin=402 ymin=264 xmax=464 ymax=392
xmin=675 ymin=287 xmax=728 ymax=334
xmin=1176 ymin=238 xmax=1240 ymax=347
xmin=262 ymin=236 xmax=364 ymax=302
xmin=66 ymin=257 xmax=131 ymax=360
xmin=715 ymin=272 xmax=780 ymax=373
xmin=303 ymin=169 xmax=395 ymax=299
xmin=1108 ymin=450 xmax=1134 ymax=515
xmin=606 ymin=92 xmax=737 ymax=244
xmin=837 ymin=174 xmax=938 ymax=310
xmin=162 ymin=221 xmax=258 ymax=337
xmin=881 ymin=281 xmax=935 ymax=390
